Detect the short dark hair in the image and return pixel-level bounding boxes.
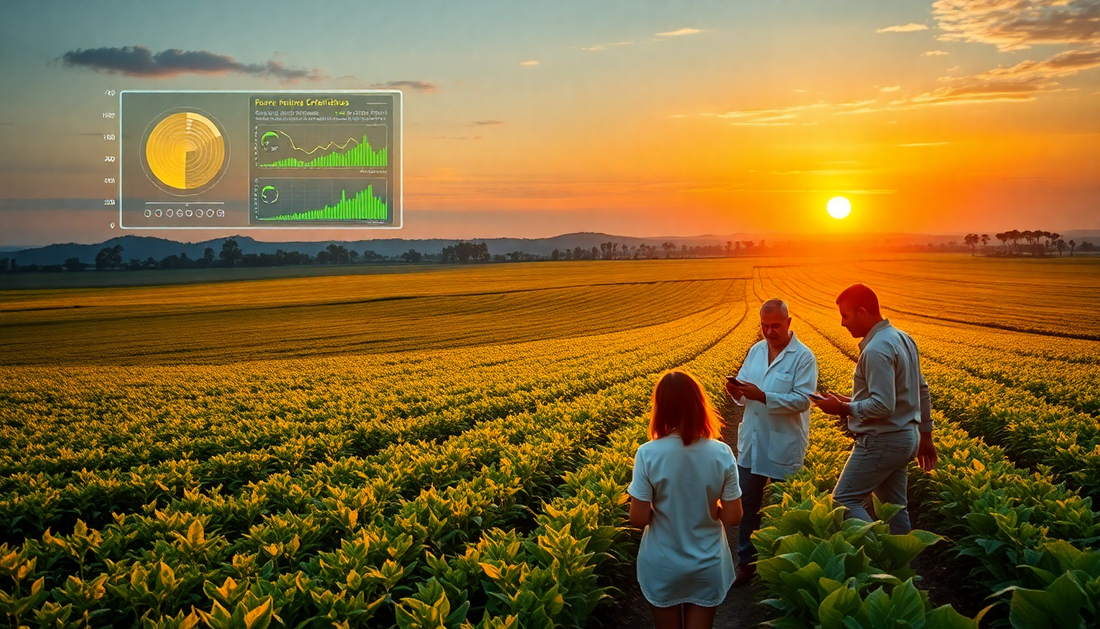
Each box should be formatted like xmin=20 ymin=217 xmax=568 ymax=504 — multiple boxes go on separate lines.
xmin=836 ymin=283 xmax=880 ymax=315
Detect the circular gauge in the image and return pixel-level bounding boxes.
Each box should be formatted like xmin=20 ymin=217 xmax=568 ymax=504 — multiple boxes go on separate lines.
xmin=140 ymin=109 xmax=230 ymax=196
xmin=260 ymin=185 xmax=279 ymax=204
xmin=261 ymin=131 xmax=280 ymax=152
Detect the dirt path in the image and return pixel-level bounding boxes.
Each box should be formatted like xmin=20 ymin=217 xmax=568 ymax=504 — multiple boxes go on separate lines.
xmin=593 ymin=400 xmax=780 ymax=628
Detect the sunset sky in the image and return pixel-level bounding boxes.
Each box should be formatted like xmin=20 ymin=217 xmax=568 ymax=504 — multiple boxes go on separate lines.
xmin=1 ymin=0 xmax=1098 ymax=246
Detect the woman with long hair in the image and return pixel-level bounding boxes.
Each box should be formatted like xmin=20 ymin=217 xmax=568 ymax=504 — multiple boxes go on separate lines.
xmin=628 ymin=369 xmax=744 ymax=629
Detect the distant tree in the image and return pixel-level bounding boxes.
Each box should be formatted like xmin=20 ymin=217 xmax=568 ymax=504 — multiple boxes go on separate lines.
xmin=964 ymin=233 xmax=978 ymax=256
xmin=1069 ymin=240 xmax=1076 ymax=257
xmin=400 ymin=249 xmax=422 ymax=263
xmin=995 ymin=232 xmax=1007 ymax=253
xmin=1056 ymin=238 xmax=1066 ymax=257
xmin=63 ymin=257 xmax=83 ymax=271
xmin=350 ymin=250 xmax=360 ymax=263
xmin=204 ymin=247 xmax=215 ymax=265
xmin=681 ymin=244 xmax=688 ymax=258
xmin=322 ymin=244 xmax=350 ymax=264
xmin=661 ymin=242 xmax=674 ymax=258
xmin=1080 ymin=241 xmax=1095 ymax=252
xmin=493 ymin=254 xmax=506 ymax=262
xmin=551 ymin=248 xmax=560 ymax=261
xmin=980 ymin=234 xmax=990 ymax=251
xmin=219 ymin=238 xmax=243 ymax=267
xmin=725 ymin=241 xmax=732 ymax=257
xmin=734 ymin=242 xmax=741 ymax=256
xmin=95 ymin=244 xmax=123 ymax=270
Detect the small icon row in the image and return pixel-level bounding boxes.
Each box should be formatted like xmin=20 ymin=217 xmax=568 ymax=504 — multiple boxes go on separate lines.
xmin=143 ymin=208 xmax=226 ymax=218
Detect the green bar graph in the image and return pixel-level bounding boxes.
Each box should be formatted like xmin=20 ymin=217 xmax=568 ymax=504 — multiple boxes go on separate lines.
xmin=258 ymin=185 xmax=387 ymax=221
xmin=260 ymin=134 xmax=387 ymax=168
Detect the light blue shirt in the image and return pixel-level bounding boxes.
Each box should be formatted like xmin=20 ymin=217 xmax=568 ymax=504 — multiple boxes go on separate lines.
xmin=734 ymin=332 xmax=818 ymax=480
xmin=628 ymin=435 xmax=741 ymax=607
xmin=849 ymin=319 xmax=934 ymax=435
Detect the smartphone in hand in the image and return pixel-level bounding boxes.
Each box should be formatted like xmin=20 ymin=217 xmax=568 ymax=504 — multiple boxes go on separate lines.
xmin=726 ymin=375 xmax=746 ymax=387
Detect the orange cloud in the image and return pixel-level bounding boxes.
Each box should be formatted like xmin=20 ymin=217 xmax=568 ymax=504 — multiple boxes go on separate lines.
xmin=877 ymin=23 xmax=930 ymax=33
xmin=932 ymin=0 xmax=1100 ymax=51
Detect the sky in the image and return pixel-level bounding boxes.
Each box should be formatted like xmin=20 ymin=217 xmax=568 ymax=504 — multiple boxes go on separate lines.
xmin=0 ymin=0 xmax=1098 ymax=246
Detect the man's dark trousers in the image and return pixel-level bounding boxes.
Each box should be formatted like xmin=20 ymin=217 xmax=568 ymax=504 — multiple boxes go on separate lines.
xmin=737 ymin=464 xmax=780 ymax=566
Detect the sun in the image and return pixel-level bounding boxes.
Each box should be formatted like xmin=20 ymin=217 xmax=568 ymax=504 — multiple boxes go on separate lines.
xmin=827 ymin=196 xmax=851 ymax=219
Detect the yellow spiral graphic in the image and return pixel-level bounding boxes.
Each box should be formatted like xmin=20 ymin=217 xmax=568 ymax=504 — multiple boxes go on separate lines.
xmin=144 ymin=112 xmax=225 ymax=190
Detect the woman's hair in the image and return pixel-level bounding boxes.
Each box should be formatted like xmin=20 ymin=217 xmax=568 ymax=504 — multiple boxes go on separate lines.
xmin=649 ymin=369 xmax=724 ymax=446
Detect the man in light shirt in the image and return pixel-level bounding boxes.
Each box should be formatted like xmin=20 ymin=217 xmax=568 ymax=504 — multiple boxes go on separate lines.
xmin=724 ymin=298 xmax=818 ymax=586
xmin=813 ymin=283 xmax=938 ymax=535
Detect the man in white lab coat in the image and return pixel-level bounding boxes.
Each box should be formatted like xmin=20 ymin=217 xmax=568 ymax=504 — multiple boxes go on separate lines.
xmin=725 ymin=298 xmax=818 ymax=585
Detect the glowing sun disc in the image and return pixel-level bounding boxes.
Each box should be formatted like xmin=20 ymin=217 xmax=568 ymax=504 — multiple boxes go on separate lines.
xmin=827 ymin=196 xmax=851 ymax=219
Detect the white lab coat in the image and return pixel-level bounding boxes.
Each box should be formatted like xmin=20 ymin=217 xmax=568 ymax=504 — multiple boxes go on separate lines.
xmin=734 ymin=332 xmax=818 ymax=479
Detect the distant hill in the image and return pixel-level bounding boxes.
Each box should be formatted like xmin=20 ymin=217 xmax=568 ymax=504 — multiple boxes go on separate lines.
xmin=5 ymin=230 xmax=1098 ymax=266
xmin=4 ymin=232 xmax=744 ymax=266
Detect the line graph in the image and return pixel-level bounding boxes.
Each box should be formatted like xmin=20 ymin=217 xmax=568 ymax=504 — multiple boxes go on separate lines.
xmin=269 ymin=130 xmax=360 ymax=155
xmin=255 ymin=124 xmax=389 ymax=168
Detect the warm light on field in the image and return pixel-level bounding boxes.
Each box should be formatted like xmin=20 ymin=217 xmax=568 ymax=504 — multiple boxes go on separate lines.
xmin=827 ymin=197 xmax=851 ymax=219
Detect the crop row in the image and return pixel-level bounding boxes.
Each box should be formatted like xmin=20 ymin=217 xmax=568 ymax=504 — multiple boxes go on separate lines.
xmin=1 ymin=297 xmax=745 ymax=542
xmin=0 ymin=286 xmax=738 ymax=480
xmin=2 ymin=296 xmax=739 ymax=503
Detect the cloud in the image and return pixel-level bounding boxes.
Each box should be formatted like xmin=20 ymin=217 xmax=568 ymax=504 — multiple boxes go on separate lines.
xmin=877 ymin=23 xmax=930 ymax=33
xmin=716 ymin=99 xmax=880 ymax=124
xmin=793 ymin=88 xmax=808 ymax=93
xmin=923 ymin=50 xmax=951 ymax=56
xmin=898 ymin=47 xmax=1100 ymax=106
xmin=932 ymin=0 xmax=1100 ymax=51
xmin=899 ymin=141 xmax=951 ymax=146
xmin=470 ymin=120 xmax=505 ymax=126
xmin=369 ymin=80 xmax=438 ymax=92
xmin=880 ymin=85 xmax=901 ymax=92
xmin=655 ymin=27 xmax=704 ymax=37
xmin=60 ymin=46 xmax=326 ymax=82
xmin=520 ymin=60 xmax=540 ymax=66
xmin=717 ymin=101 xmax=830 ymax=123
xmin=581 ymin=45 xmax=607 ymax=51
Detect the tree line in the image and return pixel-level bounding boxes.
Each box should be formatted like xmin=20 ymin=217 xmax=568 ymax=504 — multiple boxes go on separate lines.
xmin=963 ymin=230 xmax=1093 ymax=257
xmin=1 ymin=238 xmax=777 ymax=272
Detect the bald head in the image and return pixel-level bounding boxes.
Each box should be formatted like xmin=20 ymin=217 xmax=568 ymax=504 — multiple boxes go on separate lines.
xmin=760 ymin=298 xmax=789 ymax=318
xmin=759 ymin=298 xmax=792 ymax=349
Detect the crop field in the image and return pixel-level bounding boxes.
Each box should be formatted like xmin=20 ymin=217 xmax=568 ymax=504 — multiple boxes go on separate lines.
xmin=1 ymin=255 xmax=1099 ymax=628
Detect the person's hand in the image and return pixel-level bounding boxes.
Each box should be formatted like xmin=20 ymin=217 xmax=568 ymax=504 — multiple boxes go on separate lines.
xmin=916 ymin=432 xmax=938 ymax=471
xmin=730 ymin=382 xmax=766 ymax=403
xmin=724 ymin=380 xmax=739 ymax=399
xmin=832 ymin=393 xmax=851 ymax=403
xmin=812 ymin=392 xmax=844 ymax=416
